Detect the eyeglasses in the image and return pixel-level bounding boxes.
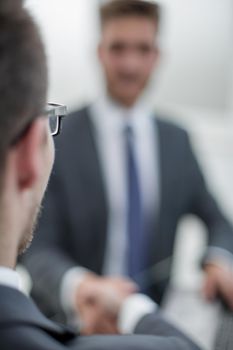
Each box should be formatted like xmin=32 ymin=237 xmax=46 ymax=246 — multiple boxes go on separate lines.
xmin=45 ymin=103 xmax=67 ymax=136
xmin=10 ymin=103 xmax=67 ymax=146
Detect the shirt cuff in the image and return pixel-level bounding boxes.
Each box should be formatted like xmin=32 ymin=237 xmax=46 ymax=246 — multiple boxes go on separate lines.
xmin=60 ymin=266 xmax=90 ymax=316
xmin=0 ymin=266 xmax=22 ymax=291
xmin=118 ymin=293 xmax=157 ymax=334
xmin=205 ymin=247 xmax=233 ymax=269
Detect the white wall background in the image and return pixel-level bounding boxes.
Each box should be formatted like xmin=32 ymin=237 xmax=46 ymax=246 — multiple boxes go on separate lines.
xmin=26 ymin=0 xmax=101 ymax=108
xmin=26 ymin=0 xmax=233 ymax=113
xmin=153 ymin=0 xmax=233 ymax=111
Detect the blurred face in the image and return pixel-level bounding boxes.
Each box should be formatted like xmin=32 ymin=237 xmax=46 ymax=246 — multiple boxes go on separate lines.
xmin=99 ymin=16 xmax=159 ymax=106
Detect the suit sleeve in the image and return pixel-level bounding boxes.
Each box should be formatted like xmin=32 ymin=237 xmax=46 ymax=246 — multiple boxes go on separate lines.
xmin=67 ymin=312 xmax=200 ymax=350
xmin=0 ymin=323 xmax=201 ymax=350
xmin=183 ymin=132 xmax=233 ymax=256
xmin=71 ymin=335 xmax=199 ymax=350
xmin=133 ymin=312 xmax=201 ymax=350
xmin=69 ymin=312 xmax=201 ymax=350
xmin=0 ymin=289 xmax=200 ymax=350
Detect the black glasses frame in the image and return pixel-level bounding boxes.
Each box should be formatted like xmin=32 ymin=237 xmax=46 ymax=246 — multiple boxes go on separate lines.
xmin=10 ymin=103 xmax=67 ymax=146
xmin=45 ymin=103 xmax=67 ymax=136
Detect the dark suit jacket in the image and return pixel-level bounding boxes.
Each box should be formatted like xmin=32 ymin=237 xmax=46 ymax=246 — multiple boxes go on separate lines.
xmin=0 ymin=285 xmax=200 ymax=350
xmin=22 ymin=106 xmax=233 ymax=320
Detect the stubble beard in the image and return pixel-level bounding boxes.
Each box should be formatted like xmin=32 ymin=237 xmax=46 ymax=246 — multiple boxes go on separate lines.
xmin=18 ymin=203 xmax=42 ymax=256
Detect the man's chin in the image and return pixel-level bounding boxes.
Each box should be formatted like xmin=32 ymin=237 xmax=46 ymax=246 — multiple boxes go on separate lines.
xmin=18 ymin=235 xmax=33 ymax=256
xmin=110 ymin=90 xmax=139 ymax=106
xmin=18 ymin=204 xmax=42 ymax=256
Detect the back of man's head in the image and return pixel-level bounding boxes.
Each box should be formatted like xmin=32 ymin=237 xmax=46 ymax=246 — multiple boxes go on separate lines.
xmin=100 ymin=0 xmax=160 ymax=29
xmin=0 ymin=0 xmax=47 ymax=177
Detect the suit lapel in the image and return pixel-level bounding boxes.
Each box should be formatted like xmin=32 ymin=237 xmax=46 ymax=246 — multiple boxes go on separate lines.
xmin=146 ymin=120 xmax=173 ymax=286
xmin=156 ymin=119 xmax=171 ymax=229
xmin=80 ymin=108 xmax=108 ymax=209
xmin=0 ymin=285 xmax=76 ymax=341
xmin=76 ymin=108 xmax=109 ymax=273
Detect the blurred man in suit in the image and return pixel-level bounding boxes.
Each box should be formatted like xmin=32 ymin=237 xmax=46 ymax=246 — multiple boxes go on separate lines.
xmin=0 ymin=1 xmax=201 ymax=349
xmin=23 ymin=0 xmax=233 ymax=335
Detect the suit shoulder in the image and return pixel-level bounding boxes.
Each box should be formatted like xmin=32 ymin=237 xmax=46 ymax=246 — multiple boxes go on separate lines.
xmin=64 ymin=105 xmax=91 ymax=129
xmin=55 ymin=105 xmax=92 ymax=146
xmin=156 ymin=117 xmax=188 ymax=135
xmin=156 ymin=117 xmax=189 ymax=140
xmin=68 ymin=105 xmax=90 ymax=118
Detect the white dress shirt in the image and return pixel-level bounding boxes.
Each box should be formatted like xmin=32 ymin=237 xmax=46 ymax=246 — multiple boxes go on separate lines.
xmin=0 ymin=266 xmax=21 ymax=290
xmin=90 ymin=95 xmax=160 ymax=276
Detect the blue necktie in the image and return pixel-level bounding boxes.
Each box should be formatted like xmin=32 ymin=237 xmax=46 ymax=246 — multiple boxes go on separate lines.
xmin=125 ymin=125 xmax=146 ymax=287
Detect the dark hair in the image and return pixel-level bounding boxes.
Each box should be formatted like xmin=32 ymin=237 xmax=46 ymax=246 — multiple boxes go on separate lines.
xmin=0 ymin=0 xmax=47 ymax=170
xmin=100 ymin=0 xmax=160 ymax=28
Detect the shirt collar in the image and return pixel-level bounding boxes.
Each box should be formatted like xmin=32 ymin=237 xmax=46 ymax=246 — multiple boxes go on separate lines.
xmin=0 ymin=266 xmax=21 ymax=290
xmin=90 ymin=94 xmax=154 ymax=135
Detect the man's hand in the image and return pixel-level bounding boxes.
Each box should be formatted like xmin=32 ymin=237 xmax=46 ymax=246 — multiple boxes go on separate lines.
xmin=75 ymin=274 xmax=138 ymax=335
xmin=203 ymin=262 xmax=233 ymax=309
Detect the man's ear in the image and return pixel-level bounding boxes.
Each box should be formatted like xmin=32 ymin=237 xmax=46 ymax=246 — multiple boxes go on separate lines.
xmin=12 ymin=118 xmax=46 ymax=191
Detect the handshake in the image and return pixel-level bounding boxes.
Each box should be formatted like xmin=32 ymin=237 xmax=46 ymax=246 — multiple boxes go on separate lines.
xmin=73 ymin=274 xmax=139 ymax=335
